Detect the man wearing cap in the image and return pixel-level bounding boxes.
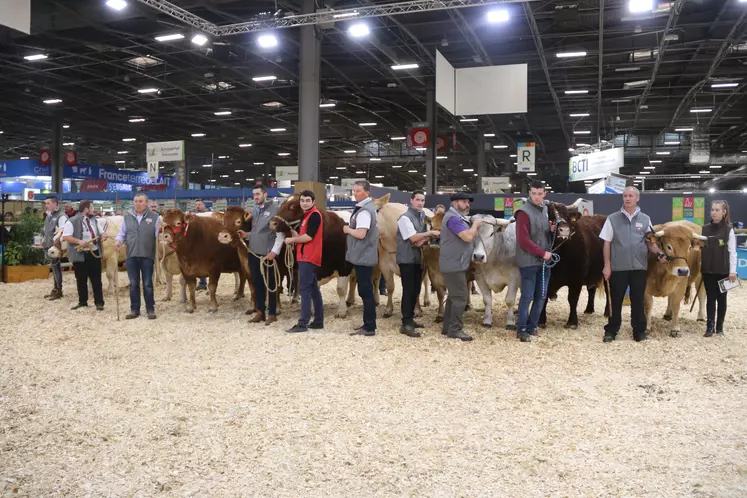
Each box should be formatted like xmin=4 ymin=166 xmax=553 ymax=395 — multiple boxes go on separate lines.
xmin=343 ymin=180 xmax=379 ymax=336
xmin=439 ymin=192 xmax=484 ymax=341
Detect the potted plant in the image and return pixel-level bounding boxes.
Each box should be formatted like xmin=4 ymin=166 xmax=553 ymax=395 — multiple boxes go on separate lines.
xmin=3 ymin=212 xmax=48 ymax=283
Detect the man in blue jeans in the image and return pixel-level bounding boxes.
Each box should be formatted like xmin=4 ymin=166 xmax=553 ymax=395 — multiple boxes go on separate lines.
xmin=114 ymin=193 xmax=159 ymax=319
xmin=515 ymin=181 xmax=555 ymax=342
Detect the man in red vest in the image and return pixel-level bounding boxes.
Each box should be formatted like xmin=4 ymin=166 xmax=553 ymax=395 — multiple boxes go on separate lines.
xmin=284 ymin=190 xmax=324 ymax=333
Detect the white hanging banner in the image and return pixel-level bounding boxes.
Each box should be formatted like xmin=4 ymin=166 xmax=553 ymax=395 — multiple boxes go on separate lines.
xmin=276 ymin=166 xmax=299 ymax=181
xmin=341 ymin=178 xmax=365 ymax=189
xmin=568 ymin=148 xmax=624 ymax=182
xmin=481 ymin=176 xmax=510 ymax=193
xmin=146 ymin=140 xmax=185 ymax=162
xmin=147 ymin=161 xmax=159 ymax=180
xmin=517 ymin=142 xmax=536 ymax=172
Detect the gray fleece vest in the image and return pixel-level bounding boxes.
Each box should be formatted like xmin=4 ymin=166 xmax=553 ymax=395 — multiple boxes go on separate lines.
xmin=396 ymin=207 xmax=426 ymax=265
xmin=43 ymin=208 xmax=66 ymax=249
xmin=345 ymin=199 xmax=379 ymax=267
xmin=66 ymin=214 xmax=102 ymax=263
xmin=439 ymin=207 xmax=474 ymax=273
xmin=515 ymin=201 xmax=551 ymax=269
xmin=249 ymin=200 xmax=280 ymax=256
xmin=124 ymin=209 xmax=158 ymax=260
xmin=608 ymin=210 xmax=650 ymax=272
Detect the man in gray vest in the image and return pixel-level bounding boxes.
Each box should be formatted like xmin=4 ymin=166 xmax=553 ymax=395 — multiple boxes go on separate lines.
xmin=515 ymin=181 xmax=556 ymax=342
xmin=344 ymin=180 xmax=380 ymax=336
xmin=440 ymin=192 xmax=484 ymax=341
xmin=62 ymin=200 xmax=108 ymax=310
xmin=397 ymin=190 xmax=440 ymax=337
xmin=240 ymin=184 xmax=285 ymax=325
xmin=42 ymin=196 xmax=68 ymax=300
xmin=600 ymin=186 xmax=665 ymax=342
xmin=114 ymin=193 xmax=160 ymax=320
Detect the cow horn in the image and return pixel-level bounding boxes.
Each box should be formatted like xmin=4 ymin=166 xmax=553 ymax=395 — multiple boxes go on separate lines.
xmin=277 ymin=192 xmax=291 ymax=198
xmin=654 ymin=230 xmax=665 ymax=237
xmin=569 ymin=198 xmax=585 ymax=209
xmin=494 ymin=218 xmax=511 ymax=226
xmin=691 ymin=232 xmax=708 ymax=241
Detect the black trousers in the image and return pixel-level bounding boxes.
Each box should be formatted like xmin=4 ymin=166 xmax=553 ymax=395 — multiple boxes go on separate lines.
xmin=73 ymin=252 xmax=104 ymax=307
xmin=248 ymin=252 xmax=277 ymax=315
xmin=702 ymin=273 xmax=728 ymax=331
xmin=604 ymin=270 xmax=647 ymax=339
xmin=399 ymin=263 xmax=422 ymax=326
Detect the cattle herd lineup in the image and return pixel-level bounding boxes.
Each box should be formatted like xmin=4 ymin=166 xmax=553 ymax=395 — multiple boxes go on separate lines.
xmin=43 ymin=181 xmax=736 ymax=343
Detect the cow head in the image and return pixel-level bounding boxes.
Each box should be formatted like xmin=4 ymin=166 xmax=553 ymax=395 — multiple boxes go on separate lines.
xmin=647 ymin=225 xmax=704 ymax=278
xmin=471 ymin=214 xmax=512 ymax=263
xmin=47 ymin=227 xmax=67 ymax=259
xmin=270 ymin=193 xmax=303 ymax=234
xmin=161 ymin=209 xmax=186 ymax=233
xmin=548 ymin=202 xmax=573 ymax=240
xmin=427 ymin=211 xmax=445 ymax=246
xmin=219 ymin=206 xmax=251 ymax=245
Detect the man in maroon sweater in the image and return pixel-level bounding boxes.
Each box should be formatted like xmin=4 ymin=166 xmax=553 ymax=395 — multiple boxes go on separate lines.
xmin=514 ymin=181 xmax=556 ymax=342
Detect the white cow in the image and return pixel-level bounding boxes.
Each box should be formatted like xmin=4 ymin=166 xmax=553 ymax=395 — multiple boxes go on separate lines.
xmin=471 ymin=214 xmax=522 ymax=329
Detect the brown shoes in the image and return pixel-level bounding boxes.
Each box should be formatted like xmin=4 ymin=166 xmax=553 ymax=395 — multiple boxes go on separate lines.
xmin=265 ymin=315 xmax=277 ymax=326
xmin=249 ymin=312 xmax=265 ymax=323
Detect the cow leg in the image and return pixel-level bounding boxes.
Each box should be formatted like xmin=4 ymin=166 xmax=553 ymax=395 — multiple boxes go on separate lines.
xmin=335 ymin=276 xmax=349 ymax=318
xmin=346 ymin=273 xmax=357 ymax=307
xmin=233 ymin=272 xmax=246 ymax=301
xmin=291 ymin=267 xmax=300 ymax=305
xmin=383 ymin=270 xmax=396 ymax=318
xmin=179 ymin=274 xmax=187 ymax=304
xmin=474 ymin=273 xmax=494 ymax=327
xmin=105 ymin=254 xmax=117 ymax=294
xmin=422 ymin=270 xmax=431 ymax=308
xmin=185 ymin=277 xmax=197 ymax=313
xmin=163 ymin=274 xmax=173 ymax=301
xmin=669 ymin=285 xmax=687 ymax=337
xmin=207 ymin=274 xmax=220 ymax=313
xmin=372 ymin=268 xmax=381 ymax=306
xmin=504 ymin=269 xmax=520 ymax=330
xmin=663 ymin=302 xmax=673 ymax=321
xmin=644 ymin=291 xmax=654 ymax=331
xmin=696 ymin=283 xmax=706 ymax=322
xmin=584 ymin=285 xmax=596 ymax=314
xmin=435 ymin=286 xmax=446 ymax=323
xmin=565 ymin=284 xmax=582 ymax=329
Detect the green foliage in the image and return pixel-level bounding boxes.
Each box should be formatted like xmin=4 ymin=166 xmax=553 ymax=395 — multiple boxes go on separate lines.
xmin=4 ymin=213 xmax=46 ymax=266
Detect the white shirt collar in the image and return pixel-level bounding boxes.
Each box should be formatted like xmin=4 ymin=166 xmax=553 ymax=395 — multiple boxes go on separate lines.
xmin=620 ymin=206 xmax=640 ymax=221
xmin=356 ymin=197 xmax=372 ymax=207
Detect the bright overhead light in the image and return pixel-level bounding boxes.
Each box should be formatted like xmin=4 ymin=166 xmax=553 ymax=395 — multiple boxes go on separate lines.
xmin=191 ymin=133 xmax=206 ymax=137
xmin=649 ymin=160 xmax=662 ymax=163
xmin=611 ymin=99 xmax=631 ymax=103
xmin=219 ymin=156 xmax=229 ymax=159
xmin=391 ymin=63 xmax=419 ymax=70
xmin=220 ymin=174 xmax=229 ymax=178
xmin=115 ymin=160 xmax=125 ymax=164
xmin=664 ymin=141 xmax=680 ymax=145
xmin=484 ymin=133 xmax=495 ymax=137
xmin=336 ymin=167 xmax=347 ymax=170
xmin=574 ymin=130 xmax=591 ymax=135
xmin=624 ymin=79 xmax=650 ymax=89
xmin=20 ymin=156 xmax=29 ymax=160
xmin=62 ymin=124 xmax=70 ymax=129
xmin=239 ymin=143 xmax=252 ymax=148
xmin=319 ymin=140 xmax=325 ymax=144
xmin=262 ymin=101 xmax=284 ymax=108
xmin=355 ymin=171 xmax=365 ymax=174
xmin=129 ymin=118 xmax=145 ymax=123
xmin=408 ymin=170 xmax=418 ymax=173
xmin=138 ymin=87 xmax=158 ymax=94
xmin=253 ymin=162 xmax=264 ymax=165
xmin=122 ymin=138 xmax=136 ymax=142
xmin=415 ymin=146 xmax=426 ymax=151
xmin=359 ymin=122 xmax=377 ymax=127
xmin=709 ymin=165 xmax=722 ymax=169
xmin=258 ymin=34 xmax=278 ymax=48
xmin=615 ymin=67 xmax=641 ymax=72
xmin=43 ymin=98 xmax=62 ymax=104
xmin=690 ymin=108 xmax=712 ymax=113
xmin=565 ymin=90 xmax=589 ymax=95
xmin=155 ymin=33 xmax=184 ymax=42
xmin=344 ymin=150 xmax=356 ymax=154
xmin=436 ymin=156 xmax=447 ymax=159
xmin=348 ymin=23 xmax=370 ymax=38
xmin=460 ymin=118 xmax=478 ymax=122
xmin=487 ymin=9 xmax=509 ymax=23
xmin=391 ymin=136 xmax=406 ymax=140
xmin=711 ymin=83 xmax=739 ymax=89
xmin=675 ymin=127 xmax=693 ymax=132
xmin=576 ymin=143 xmax=590 ymax=147
xmin=526 ymin=173 xmax=537 ymax=176
xmin=493 ymin=145 xmax=508 ymax=149
xmin=569 ymin=148 xmax=575 ymax=152
xmin=278 ymin=152 xmax=290 ymax=156
xmin=24 ymin=54 xmax=48 ymax=61
xmin=333 ymin=11 xmax=359 ymax=19
xmin=639 ymin=171 xmax=651 ymax=175
xmin=214 ymin=111 xmax=232 ymax=116
xmin=392 ymin=165 xmax=402 ymax=168
xmin=510 ymin=154 xmax=517 ymax=158
xmin=62 ymin=142 xmax=74 ymax=146
xmin=375 ymin=175 xmax=385 ymax=178
xmin=106 ymin=0 xmax=127 ymax=10
xmin=209 ymin=179 xmax=216 ymax=182
xmin=234 ymin=169 xmax=244 ymax=173
xmin=557 ymin=51 xmax=587 ymax=58
xmin=629 ymin=0 xmax=654 ymax=13
xmin=117 ymin=151 xmax=128 ymax=154
xmin=698 ymin=171 xmax=710 ymax=174
xmin=656 ymin=151 xmax=670 ymax=155
xmin=570 ymin=113 xmax=590 ymax=117
xmin=252 ymin=75 xmax=277 ymax=82
xmin=463 ymin=168 xmax=474 ymax=172
xmin=370 ymin=158 xmax=381 ymax=161
xmin=319 ymin=103 xmax=336 ymax=108
xmin=709 ymin=187 xmax=716 ymax=193
xmin=644 ymin=166 xmax=656 ymax=169
xmin=191 ymin=34 xmax=209 ymax=46
xmin=270 ymin=128 xmax=286 ymax=132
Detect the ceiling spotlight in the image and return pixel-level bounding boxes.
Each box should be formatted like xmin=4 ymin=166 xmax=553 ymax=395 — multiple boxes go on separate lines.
xmin=62 ymin=124 xmax=70 ymax=129
xmin=359 ymin=122 xmax=377 ymax=127
xmin=556 ymin=51 xmax=587 ymax=58
xmin=391 ymin=136 xmax=406 ymax=140
xmin=628 ymin=0 xmax=654 ymax=13
xmin=573 ymin=130 xmax=591 ymax=135
xmin=191 ymin=133 xmax=206 ymax=137
xmin=319 ymin=102 xmax=336 ymax=108
xmin=487 ymin=9 xmax=509 ymax=23
xmin=675 ymin=127 xmax=694 ymax=132
xmin=344 ymin=150 xmax=356 ymax=154
xmin=214 ymin=111 xmax=232 ymax=116
xmin=253 ymin=162 xmax=264 ymax=165
xmin=391 ymin=63 xmax=419 ymax=70
xmin=43 ymin=98 xmax=62 ymax=104
xmin=122 ymin=138 xmax=136 ymax=142
xmin=258 ymin=34 xmax=278 ymax=48
xmin=370 ymin=158 xmax=381 ymax=162
xmin=690 ymin=108 xmax=712 ymax=113
xmin=278 ymin=152 xmax=290 ymax=156
xmin=711 ymin=83 xmax=739 ymax=89
xmin=239 ymin=143 xmax=253 ymax=148
xmin=565 ymin=90 xmax=589 ymax=95
xmin=493 ymin=145 xmax=508 ymax=149
xmin=348 ymin=23 xmax=370 ymax=38
xmin=24 ymin=54 xmax=48 ymax=61
xmin=20 ymin=156 xmax=29 ymax=160
xmin=484 ymin=133 xmax=495 ymax=137
xmin=270 ymin=128 xmax=286 ymax=132
xmin=664 ymin=141 xmax=680 ymax=145
xmin=105 ymin=0 xmax=127 ymax=10
xmin=191 ymin=34 xmax=209 ymax=46
xmin=570 ymin=113 xmax=590 ymax=117
xmin=117 ymin=151 xmax=128 ymax=154
xmin=252 ymin=75 xmax=277 ymax=82
xmin=155 ymin=33 xmax=185 ymax=42
xmin=138 ymin=87 xmax=159 ymax=94
xmin=129 ymin=118 xmax=145 ymax=123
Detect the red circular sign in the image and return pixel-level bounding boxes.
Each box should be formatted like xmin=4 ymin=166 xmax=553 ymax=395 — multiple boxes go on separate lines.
xmin=27 ymin=191 xmax=35 ymax=200
xmin=412 ymin=130 xmax=428 ymax=146
xmin=40 ymin=151 xmax=50 ymax=162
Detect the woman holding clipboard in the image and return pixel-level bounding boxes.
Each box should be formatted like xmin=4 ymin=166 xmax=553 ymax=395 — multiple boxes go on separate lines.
xmin=700 ymin=200 xmax=738 ymax=337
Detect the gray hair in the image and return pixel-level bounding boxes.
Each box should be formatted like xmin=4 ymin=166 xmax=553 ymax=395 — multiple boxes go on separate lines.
xmin=624 ymin=186 xmax=640 ymax=196
xmin=134 ymin=193 xmax=149 ymax=201
xmin=353 ymin=180 xmax=370 ymax=192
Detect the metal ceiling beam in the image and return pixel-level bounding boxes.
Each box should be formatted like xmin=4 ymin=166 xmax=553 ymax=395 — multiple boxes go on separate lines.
xmin=523 ymin=3 xmax=571 ymax=150
xmin=134 ymin=0 xmax=537 ymax=37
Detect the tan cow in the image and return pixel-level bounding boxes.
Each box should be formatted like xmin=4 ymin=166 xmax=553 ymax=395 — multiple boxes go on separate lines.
xmin=645 ymin=220 xmax=706 ymax=337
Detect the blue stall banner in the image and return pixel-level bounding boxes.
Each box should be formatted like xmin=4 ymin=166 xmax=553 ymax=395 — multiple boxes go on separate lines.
xmin=737 ymin=248 xmax=747 ymax=280
xmin=0 ymin=159 xmax=174 ymax=188
xmin=0 ymin=160 xmax=50 ymax=178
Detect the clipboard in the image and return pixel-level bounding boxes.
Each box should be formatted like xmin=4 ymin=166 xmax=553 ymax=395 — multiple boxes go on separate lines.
xmin=718 ymin=277 xmax=741 ymax=294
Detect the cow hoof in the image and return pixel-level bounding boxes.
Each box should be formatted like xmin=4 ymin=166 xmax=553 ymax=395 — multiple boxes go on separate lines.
xmin=564 ymin=324 xmax=578 ymax=330
xmin=663 ymin=314 xmax=672 ymax=321
xmin=465 ymin=304 xmax=471 ymax=311
xmin=162 ymin=297 xmax=171 ymax=302
xmin=584 ymin=309 xmax=594 ymax=315
xmin=383 ymin=312 xmax=393 ymax=319
xmin=334 ymin=312 xmax=347 ymax=319
xmin=482 ymin=323 xmax=492 ymax=329
xmin=435 ymin=316 xmax=444 ymax=324
xmin=186 ymin=308 xmax=195 ymax=314
xmin=670 ymin=330 xmax=680 ymax=338
xmin=505 ymin=324 xmax=516 ymax=331
xmin=697 ymin=318 xmax=705 ymax=322
xmin=179 ymin=298 xmax=187 ymax=304
xmin=208 ymin=308 xmax=218 ymax=314
xmin=346 ymin=301 xmax=354 ymax=307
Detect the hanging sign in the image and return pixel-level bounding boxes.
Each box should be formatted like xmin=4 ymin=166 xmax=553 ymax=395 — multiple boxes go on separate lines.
xmin=276 ymin=166 xmax=299 ymax=181
xmin=147 ymin=161 xmax=159 ymax=180
xmin=341 ymin=178 xmax=365 ymax=189
xmin=568 ymin=147 xmax=624 ymax=182
xmin=40 ymin=149 xmax=51 ymax=166
xmin=481 ymin=176 xmax=510 ymax=193
xmin=494 ymin=197 xmax=525 ymax=219
xmin=408 ymin=127 xmax=430 ymax=148
xmin=64 ymin=150 xmax=77 ymax=166
xmin=517 ymin=142 xmax=535 ymax=172
xmin=146 ymin=140 xmax=185 ymax=162
xmin=672 ymin=197 xmax=705 ymax=225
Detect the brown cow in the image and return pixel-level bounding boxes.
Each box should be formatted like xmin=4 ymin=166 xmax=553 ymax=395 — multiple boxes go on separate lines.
xmin=161 ymin=209 xmax=253 ymax=313
xmin=268 ymin=194 xmax=354 ymax=318
xmin=645 ymin=220 xmax=705 ymax=337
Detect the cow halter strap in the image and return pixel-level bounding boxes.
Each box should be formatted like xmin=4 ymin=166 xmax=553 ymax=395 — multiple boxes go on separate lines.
xmin=272 ymin=214 xmax=301 ymax=229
